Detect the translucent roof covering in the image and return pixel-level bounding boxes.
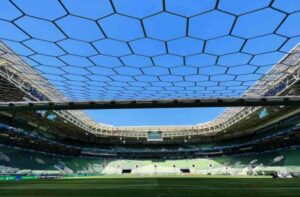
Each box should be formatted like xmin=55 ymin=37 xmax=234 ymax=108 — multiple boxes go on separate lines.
xmin=0 ymin=0 xmax=300 ymax=101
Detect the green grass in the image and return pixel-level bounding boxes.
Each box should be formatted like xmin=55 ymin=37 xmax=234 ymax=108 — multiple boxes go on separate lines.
xmin=1 ymin=176 xmax=300 ymax=197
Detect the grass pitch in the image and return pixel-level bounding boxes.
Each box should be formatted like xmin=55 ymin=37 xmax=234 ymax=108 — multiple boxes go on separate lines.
xmin=0 ymin=175 xmax=300 ymax=197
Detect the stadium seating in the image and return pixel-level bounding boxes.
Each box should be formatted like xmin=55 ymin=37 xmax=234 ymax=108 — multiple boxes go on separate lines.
xmin=1 ymin=144 xmax=300 ymax=176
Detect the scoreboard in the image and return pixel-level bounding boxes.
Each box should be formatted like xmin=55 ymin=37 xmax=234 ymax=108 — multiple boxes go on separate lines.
xmin=147 ymin=131 xmax=163 ymax=141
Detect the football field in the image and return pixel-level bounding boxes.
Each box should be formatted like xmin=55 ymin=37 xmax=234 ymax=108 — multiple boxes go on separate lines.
xmin=0 ymin=176 xmax=300 ymax=197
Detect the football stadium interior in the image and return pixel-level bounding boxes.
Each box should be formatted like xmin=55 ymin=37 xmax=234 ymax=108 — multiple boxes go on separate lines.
xmin=0 ymin=0 xmax=300 ymax=196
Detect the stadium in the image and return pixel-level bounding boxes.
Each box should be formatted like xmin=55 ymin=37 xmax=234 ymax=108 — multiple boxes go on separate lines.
xmin=0 ymin=0 xmax=300 ymax=196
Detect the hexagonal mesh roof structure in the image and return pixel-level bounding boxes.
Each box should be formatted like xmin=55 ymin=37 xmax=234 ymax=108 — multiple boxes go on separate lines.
xmin=0 ymin=0 xmax=300 ymax=101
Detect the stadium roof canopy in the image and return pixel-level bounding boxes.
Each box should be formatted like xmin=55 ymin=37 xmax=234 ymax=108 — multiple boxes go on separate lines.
xmin=0 ymin=0 xmax=300 ymax=105
xmin=0 ymin=0 xmax=299 ymax=133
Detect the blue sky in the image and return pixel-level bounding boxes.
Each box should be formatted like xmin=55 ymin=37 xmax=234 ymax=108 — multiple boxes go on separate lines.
xmin=85 ymin=107 xmax=225 ymax=126
xmin=0 ymin=0 xmax=299 ymax=125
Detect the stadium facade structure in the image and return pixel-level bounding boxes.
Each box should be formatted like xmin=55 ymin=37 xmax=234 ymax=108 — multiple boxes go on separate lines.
xmin=1 ymin=40 xmax=300 ymax=154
